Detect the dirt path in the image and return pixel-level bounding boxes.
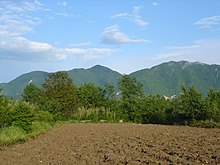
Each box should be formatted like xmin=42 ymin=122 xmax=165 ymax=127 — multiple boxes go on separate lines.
xmin=0 ymin=124 xmax=220 ymax=165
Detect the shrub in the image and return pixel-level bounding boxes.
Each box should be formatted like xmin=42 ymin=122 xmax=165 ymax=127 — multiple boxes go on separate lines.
xmin=41 ymin=100 xmax=62 ymax=115
xmin=34 ymin=111 xmax=54 ymax=123
xmin=0 ymin=97 xmax=10 ymax=128
xmin=5 ymin=101 xmax=34 ymax=132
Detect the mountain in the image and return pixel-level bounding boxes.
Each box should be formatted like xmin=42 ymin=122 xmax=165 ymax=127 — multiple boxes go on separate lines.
xmin=0 ymin=65 xmax=122 ymax=99
xmin=68 ymin=65 xmax=122 ymax=87
xmin=131 ymin=61 xmax=220 ymax=96
xmin=1 ymin=61 xmax=220 ymax=99
xmin=0 ymin=71 xmax=49 ymax=99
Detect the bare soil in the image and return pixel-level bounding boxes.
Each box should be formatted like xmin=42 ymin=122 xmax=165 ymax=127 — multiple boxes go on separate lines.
xmin=0 ymin=124 xmax=220 ymax=165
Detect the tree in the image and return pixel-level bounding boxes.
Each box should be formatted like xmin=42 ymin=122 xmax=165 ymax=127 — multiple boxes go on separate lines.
xmin=177 ymin=85 xmax=206 ymax=122
xmin=118 ymin=75 xmax=144 ymax=122
xmin=22 ymin=83 xmax=42 ymax=104
xmin=42 ymin=72 xmax=78 ymax=117
xmin=119 ymin=75 xmax=143 ymax=101
xmin=141 ymin=95 xmax=169 ymax=124
xmin=103 ymin=83 xmax=115 ymax=100
xmin=103 ymin=83 xmax=116 ymax=110
xmin=77 ymin=83 xmax=104 ymax=110
xmin=205 ymin=88 xmax=220 ymax=122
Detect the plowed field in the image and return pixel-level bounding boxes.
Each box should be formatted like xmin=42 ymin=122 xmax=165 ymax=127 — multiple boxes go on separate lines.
xmin=0 ymin=124 xmax=220 ymax=165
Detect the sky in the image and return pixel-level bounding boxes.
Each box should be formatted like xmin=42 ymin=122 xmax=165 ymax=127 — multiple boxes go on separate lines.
xmin=0 ymin=0 xmax=220 ymax=83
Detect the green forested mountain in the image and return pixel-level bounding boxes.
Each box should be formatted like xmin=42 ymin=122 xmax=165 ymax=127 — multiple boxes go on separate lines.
xmin=68 ymin=65 xmax=122 ymax=87
xmin=131 ymin=61 xmax=220 ymax=96
xmin=0 ymin=71 xmax=49 ymax=99
xmin=0 ymin=65 xmax=122 ymax=99
xmin=1 ymin=61 xmax=220 ymax=99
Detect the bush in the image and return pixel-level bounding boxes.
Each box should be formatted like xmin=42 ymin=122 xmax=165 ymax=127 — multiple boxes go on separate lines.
xmin=34 ymin=111 xmax=54 ymax=123
xmin=41 ymin=100 xmax=62 ymax=114
xmin=5 ymin=101 xmax=34 ymax=132
xmin=0 ymin=97 xmax=10 ymax=128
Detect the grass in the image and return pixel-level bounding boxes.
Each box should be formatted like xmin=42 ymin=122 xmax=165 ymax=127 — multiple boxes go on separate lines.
xmin=29 ymin=121 xmax=53 ymax=137
xmin=0 ymin=126 xmax=26 ymax=147
xmin=0 ymin=122 xmax=54 ymax=147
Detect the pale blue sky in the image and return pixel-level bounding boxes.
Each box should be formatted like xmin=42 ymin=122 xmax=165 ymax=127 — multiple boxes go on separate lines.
xmin=0 ymin=0 xmax=220 ymax=82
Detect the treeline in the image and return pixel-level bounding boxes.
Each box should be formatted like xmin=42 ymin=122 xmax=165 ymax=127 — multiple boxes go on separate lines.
xmin=1 ymin=71 xmax=220 ymax=132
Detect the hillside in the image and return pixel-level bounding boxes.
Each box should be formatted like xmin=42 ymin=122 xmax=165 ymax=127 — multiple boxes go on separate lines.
xmin=0 ymin=71 xmax=49 ymax=99
xmin=1 ymin=61 xmax=220 ymax=99
xmin=131 ymin=61 xmax=220 ymax=96
xmin=68 ymin=65 xmax=122 ymax=87
xmin=0 ymin=65 xmax=122 ymax=99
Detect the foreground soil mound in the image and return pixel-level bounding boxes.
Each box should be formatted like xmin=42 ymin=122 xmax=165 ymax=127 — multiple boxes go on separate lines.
xmin=0 ymin=124 xmax=219 ymax=165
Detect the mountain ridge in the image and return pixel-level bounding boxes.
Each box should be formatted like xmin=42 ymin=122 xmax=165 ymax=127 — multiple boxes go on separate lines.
xmin=1 ymin=61 xmax=220 ymax=99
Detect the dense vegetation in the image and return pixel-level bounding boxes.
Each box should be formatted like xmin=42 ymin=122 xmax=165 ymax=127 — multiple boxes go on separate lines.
xmin=1 ymin=71 xmax=220 ymax=146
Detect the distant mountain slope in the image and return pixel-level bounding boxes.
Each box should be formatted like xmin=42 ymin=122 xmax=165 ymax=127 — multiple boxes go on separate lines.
xmin=0 ymin=65 xmax=122 ymax=99
xmin=0 ymin=71 xmax=49 ymax=99
xmin=1 ymin=61 xmax=220 ymax=99
xmin=67 ymin=65 xmax=122 ymax=87
xmin=131 ymin=61 xmax=220 ymax=96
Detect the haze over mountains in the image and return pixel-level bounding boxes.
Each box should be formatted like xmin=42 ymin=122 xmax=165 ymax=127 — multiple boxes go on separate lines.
xmin=1 ymin=61 xmax=220 ymax=99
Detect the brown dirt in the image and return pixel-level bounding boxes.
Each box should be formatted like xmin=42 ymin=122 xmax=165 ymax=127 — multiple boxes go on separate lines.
xmin=0 ymin=124 xmax=220 ymax=165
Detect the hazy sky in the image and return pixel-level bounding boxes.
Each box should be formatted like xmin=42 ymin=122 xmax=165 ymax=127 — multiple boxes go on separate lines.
xmin=0 ymin=0 xmax=220 ymax=82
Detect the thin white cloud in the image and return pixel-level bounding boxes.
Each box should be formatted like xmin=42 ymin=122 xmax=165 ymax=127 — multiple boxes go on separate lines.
xmin=101 ymin=25 xmax=151 ymax=44
xmin=23 ymin=0 xmax=42 ymax=11
xmin=153 ymin=40 xmax=220 ymax=64
xmin=152 ymin=2 xmax=159 ymax=6
xmin=0 ymin=0 xmax=42 ymax=37
xmin=56 ymin=12 xmax=73 ymax=18
xmin=195 ymin=15 xmax=220 ymax=29
xmin=69 ymin=42 xmax=92 ymax=48
xmin=86 ymin=20 xmax=95 ymax=24
xmin=111 ymin=6 xmax=149 ymax=27
xmin=57 ymin=0 xmax=68 ymax=7
xmin=0 ymin=37 xmax=112 ymax=61
xmin=112 ymin=12 xmax=129 ymax=18
xmin=167 ymin=45 xmax=201 ymax=50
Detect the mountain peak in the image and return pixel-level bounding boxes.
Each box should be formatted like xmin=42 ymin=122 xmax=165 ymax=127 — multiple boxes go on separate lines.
xmin=89 ymin=65 xmax=109 ymax=70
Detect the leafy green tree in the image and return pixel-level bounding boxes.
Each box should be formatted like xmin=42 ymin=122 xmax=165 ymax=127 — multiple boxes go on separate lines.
xmin=165 ymin=97 xmax=182 ymax=124
xmin=103 ymin=83 xmax=117 ymax=110
xmin=118 ymin=75 xmax=144 ymax=122
xmin=40 ymin=99 xmax=62 ymax=117
xmin=42 ymin=71 xmax=78 ymax=117
xmin=205 ymin=88 xmax=220 ymax=122
xmin=141 ymin=95 xmax=169 ymax=124
xmin=22 ymin=83 xmax=42 ymax=104
xmin=176 ymin=85 xmax=206 ymax=123
xmin=77 ymin=83 xmax=104 ymax=110
xmin=119 ymin=75 xmax=143 ymax=101
xmin=103 ymin=83 xmax=115 ymax=100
